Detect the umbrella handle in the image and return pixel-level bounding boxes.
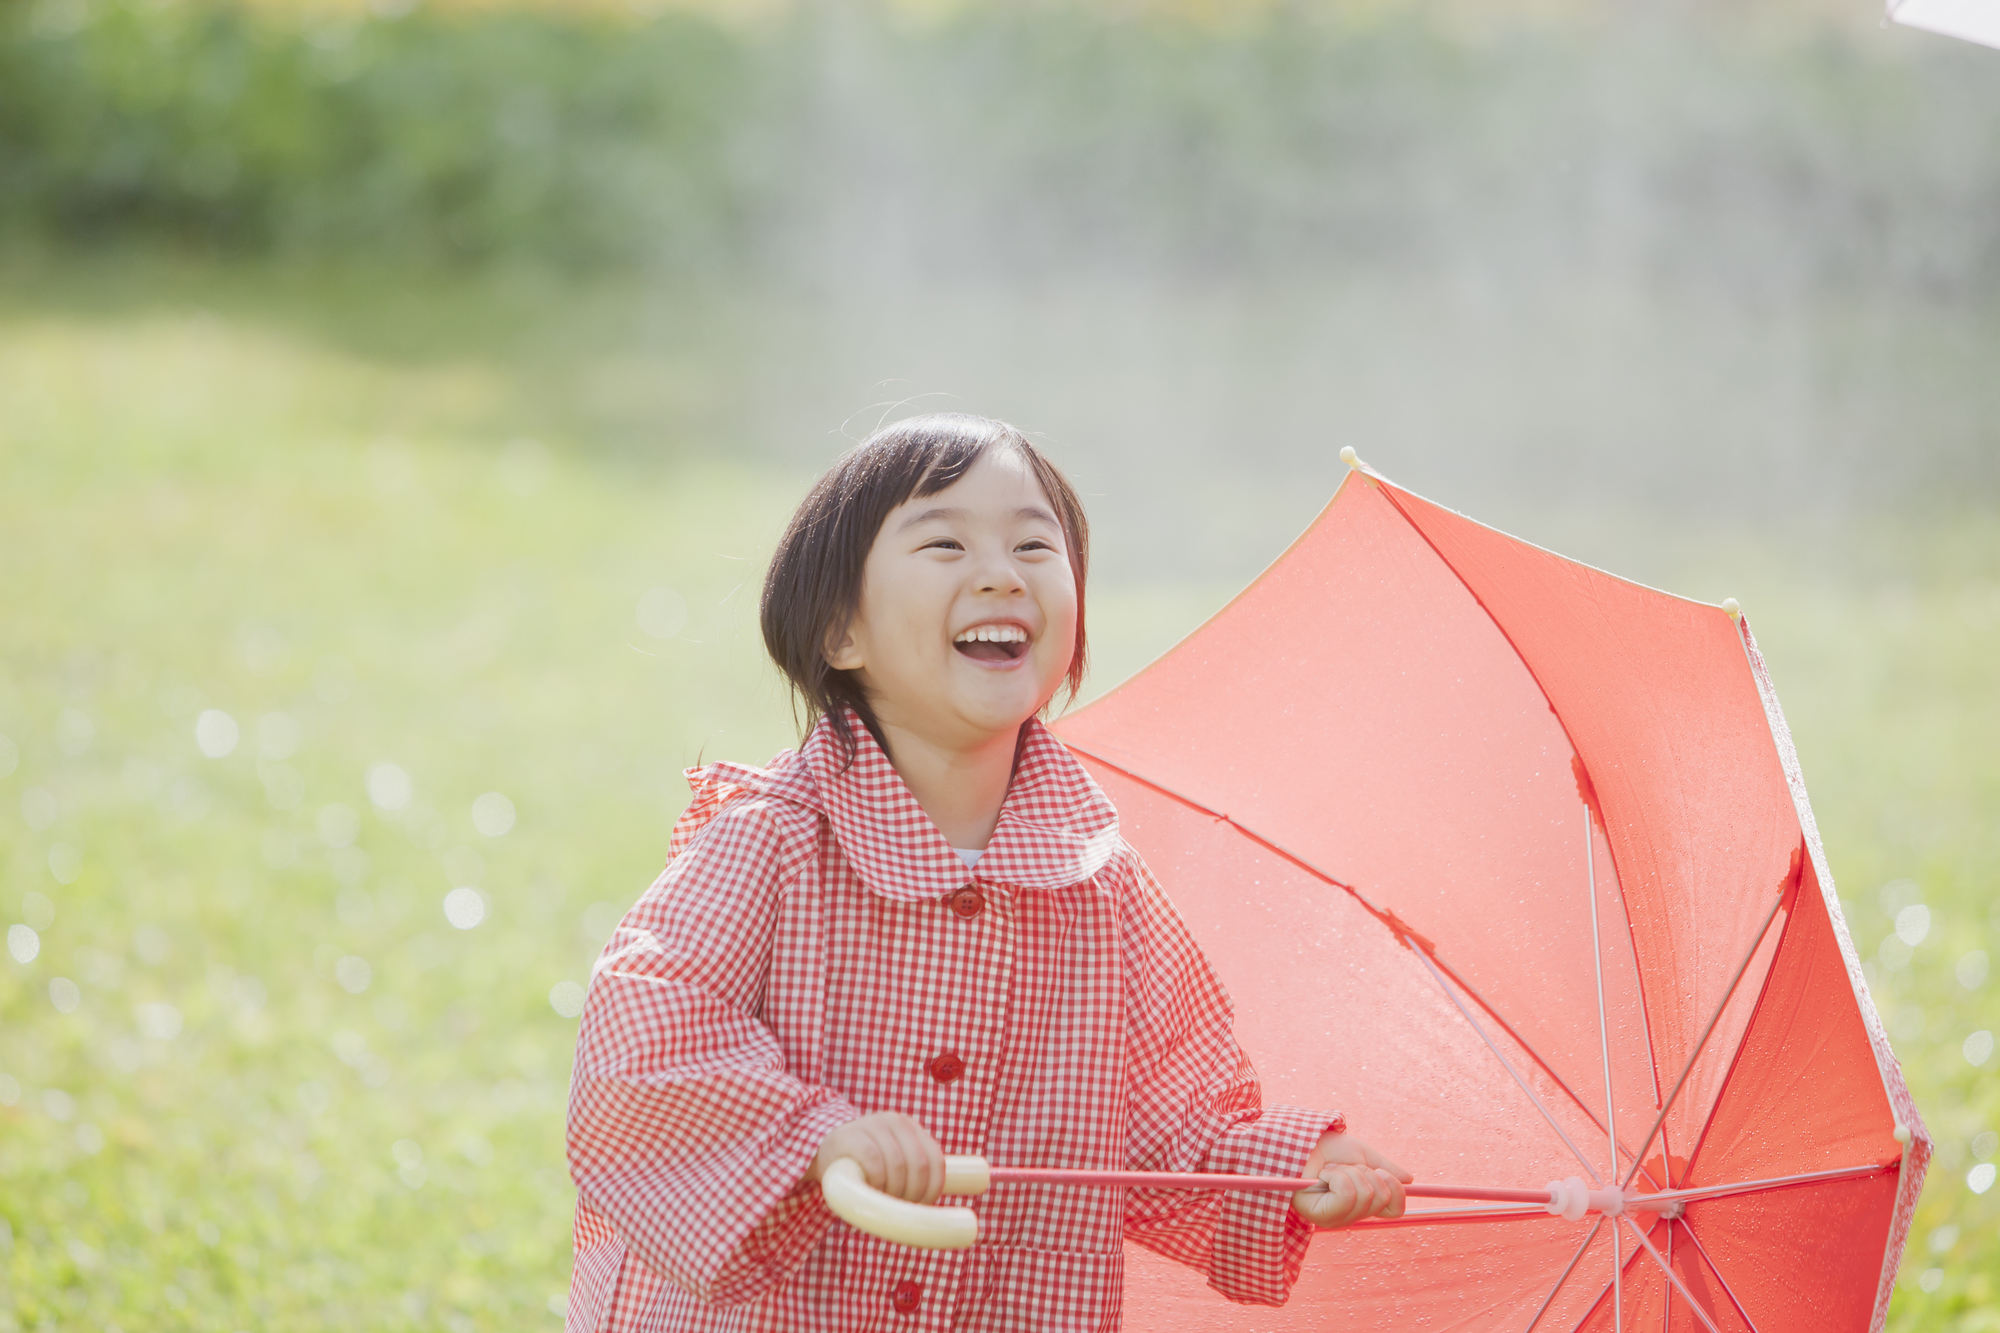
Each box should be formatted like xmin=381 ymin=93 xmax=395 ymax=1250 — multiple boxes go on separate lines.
xmin=818 ymin=1157 xmax=990 ymax=1251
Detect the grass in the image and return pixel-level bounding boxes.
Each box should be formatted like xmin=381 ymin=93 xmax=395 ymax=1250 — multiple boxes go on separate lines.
xmin=0 ymin=257 xmax=1994 ymax=1330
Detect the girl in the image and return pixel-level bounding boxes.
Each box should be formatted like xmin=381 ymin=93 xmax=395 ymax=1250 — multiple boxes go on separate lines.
xmin=564 ymin=414 xmax=1408 ymax=1331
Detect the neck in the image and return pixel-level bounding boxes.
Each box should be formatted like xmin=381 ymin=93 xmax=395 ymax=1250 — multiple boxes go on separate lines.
xmin=870 ymin=714 xmax=1022 ymax=849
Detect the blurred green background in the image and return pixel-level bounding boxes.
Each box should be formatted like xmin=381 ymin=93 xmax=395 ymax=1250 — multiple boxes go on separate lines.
xmin=1 ymin=0 xmax=1996 ymax=1328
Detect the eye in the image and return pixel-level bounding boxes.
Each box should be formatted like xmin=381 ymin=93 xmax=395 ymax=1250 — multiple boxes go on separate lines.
xmin=920 ymin=537 xmax=964 ymax=551
xmin=1016 ymin=538 xmax=1057 ymax=553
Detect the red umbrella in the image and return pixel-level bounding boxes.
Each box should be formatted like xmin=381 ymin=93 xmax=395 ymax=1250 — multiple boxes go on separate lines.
xmin=1032 ymin=456 xmax=1930 ymax=1330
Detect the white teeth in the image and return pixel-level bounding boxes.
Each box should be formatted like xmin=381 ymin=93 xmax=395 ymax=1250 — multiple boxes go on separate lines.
xmin=956 ymin=624 xmax=1027 ymax=644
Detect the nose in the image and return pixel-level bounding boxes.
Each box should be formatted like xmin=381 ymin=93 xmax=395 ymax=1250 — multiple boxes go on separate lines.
xmin=974 ymin=551 xmax=1028 ymax=597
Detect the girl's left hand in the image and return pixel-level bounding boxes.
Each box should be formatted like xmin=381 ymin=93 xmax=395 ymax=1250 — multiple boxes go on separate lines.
xmin=1289 ymin=1130 xmax=1411 ymax=1229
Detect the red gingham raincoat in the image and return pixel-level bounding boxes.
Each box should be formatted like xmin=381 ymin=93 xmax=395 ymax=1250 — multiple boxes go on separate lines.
xmin=565 ymin=710 xmax=1334 ymax=1331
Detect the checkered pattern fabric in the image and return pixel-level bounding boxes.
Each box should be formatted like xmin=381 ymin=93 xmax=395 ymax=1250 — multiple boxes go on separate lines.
xmin=565 ymin=710 xmax=1331 ymax=1331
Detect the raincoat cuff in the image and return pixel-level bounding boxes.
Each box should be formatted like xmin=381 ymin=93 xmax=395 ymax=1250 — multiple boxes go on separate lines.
xmin=1200 ymin=1104 xmax=1328 ymax=1306
xmin=709 ymin=1094 xmax=863 ymax=1304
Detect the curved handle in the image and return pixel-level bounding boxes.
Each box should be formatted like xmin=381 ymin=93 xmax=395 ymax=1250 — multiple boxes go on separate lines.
xmin=819 ymin=1157 xmax=990 ymax=1251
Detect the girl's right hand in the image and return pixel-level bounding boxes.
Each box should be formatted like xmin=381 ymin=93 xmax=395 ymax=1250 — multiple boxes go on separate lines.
xmin=810 ymin=1113 xmax=946 ymax=1205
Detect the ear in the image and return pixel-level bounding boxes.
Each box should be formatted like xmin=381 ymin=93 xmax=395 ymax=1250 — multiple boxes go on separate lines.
xmin=824 ymin=620 xmax=864 ymax=672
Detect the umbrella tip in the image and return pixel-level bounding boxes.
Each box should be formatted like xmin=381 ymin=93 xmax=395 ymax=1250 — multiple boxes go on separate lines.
xmin=1339 ymin=446 xmax=1360 ymax=469
xmin=1722 ymin=597 xmax=1742 ymax=620
xmin=1894 ymin=1122 xmax=1912 ymax=1147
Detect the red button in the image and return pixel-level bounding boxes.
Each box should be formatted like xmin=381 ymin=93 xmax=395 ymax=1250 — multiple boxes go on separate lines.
xmin=891 ymin=1279 xmax=922 ymax=1315
xmin=948 ymin=888 xmax=985 ymax=919
xmin=927 ymin=1052 xmax=965 ymax=1085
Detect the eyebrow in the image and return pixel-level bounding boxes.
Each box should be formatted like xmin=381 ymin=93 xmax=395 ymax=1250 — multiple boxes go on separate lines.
xmin=897 ymin=505 xmax=1061 ymax=532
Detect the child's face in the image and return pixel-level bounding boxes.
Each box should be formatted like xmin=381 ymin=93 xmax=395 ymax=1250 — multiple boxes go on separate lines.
xmin=828 ymin=449 xmax=1079 ymax=750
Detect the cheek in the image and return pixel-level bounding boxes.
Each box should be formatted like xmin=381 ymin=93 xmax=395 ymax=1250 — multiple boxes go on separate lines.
xmin=1041 ymin=575 xmax=1081 ymax=653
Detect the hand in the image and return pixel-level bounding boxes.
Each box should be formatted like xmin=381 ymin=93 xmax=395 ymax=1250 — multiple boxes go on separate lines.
xmin=810 ymin=1113 xmax=946 ymax=1206
xmin=1290 ymin=1129 xmax=1411 ymax=1230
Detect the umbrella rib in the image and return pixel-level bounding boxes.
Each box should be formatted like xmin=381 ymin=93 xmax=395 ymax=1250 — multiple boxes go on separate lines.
xmin=1587 ymin=803 xmax=1623 ymax=1332
xmin=1672 ymin=1218 xmax=1764 ymax=1333
xmin=1622 ymin=1216 xmax=1724 ymax=1333
xmin=1409 ymin=946 xmax=1604 ymax=1185
xmin=1636 ymin=1161 xmax=1891 ymax=1206
xmin=1587 ymin=803 xmax=1619 ymax=1195
xmin=1619 ymin=889 xmax=1788 ymax=1191
xmin=1522 ymin=1216 xmax=1603 ymax=1333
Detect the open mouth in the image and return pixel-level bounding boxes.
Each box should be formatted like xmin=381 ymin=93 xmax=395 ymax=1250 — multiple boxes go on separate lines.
xmin=953 ymin=623 xmax=1031 ymax=663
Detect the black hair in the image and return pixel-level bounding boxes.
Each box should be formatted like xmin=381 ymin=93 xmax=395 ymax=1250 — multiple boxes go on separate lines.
xmin=760 ymin=413 xmax=1090 ymax=757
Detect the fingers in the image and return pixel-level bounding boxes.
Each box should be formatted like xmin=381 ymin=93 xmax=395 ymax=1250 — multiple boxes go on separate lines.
xmin=1294 ymin=1163 xmax=1404 ymax=1230
xmin=819 ymin=1113 xmax=945 ymax=1205
xmin=877 ymin=1114 xmax=944 ymax=1204
xmin=1378 ymin=1167 xmax=1407 ymax=1218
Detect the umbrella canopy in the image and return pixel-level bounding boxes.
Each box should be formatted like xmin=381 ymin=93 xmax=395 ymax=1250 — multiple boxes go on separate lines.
xmin=1051 ymin=462 xmax=1930 ymax=1331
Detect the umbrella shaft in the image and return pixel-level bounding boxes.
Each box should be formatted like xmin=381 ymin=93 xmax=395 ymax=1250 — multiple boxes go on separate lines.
xmin=986 ymin=1168 xmax=1552 ymax=1205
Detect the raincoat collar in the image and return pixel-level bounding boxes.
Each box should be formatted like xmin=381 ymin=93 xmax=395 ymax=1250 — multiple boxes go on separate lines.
xmin=682 ymin=709 xmax=1122 ymax=902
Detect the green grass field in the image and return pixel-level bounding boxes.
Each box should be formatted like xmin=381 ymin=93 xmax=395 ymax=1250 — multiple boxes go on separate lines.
xmin=1 ymin=260 xmax=1994 ymax=1330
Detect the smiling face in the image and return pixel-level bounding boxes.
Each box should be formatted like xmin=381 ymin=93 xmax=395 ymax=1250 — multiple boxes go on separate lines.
xmin=825 ymin=447 xmax=1080 ymax=753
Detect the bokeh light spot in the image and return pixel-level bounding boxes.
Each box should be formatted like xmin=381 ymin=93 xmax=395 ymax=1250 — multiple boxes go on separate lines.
xmin=549 ymin=980 xmax=584 ymax=1017
xmin=637 ymin=586 xmax=688 ymax=640
xmin=137 ymin=1001 xmax=183 ymax=1040
xmin=47 ymin=843 xmax=81 ymax=885
xmin=49 ymin=977 xmax=81 ymax=1013
xmin=318 ymin=803 xmax=361 ymax=848
xmin=332 ymin=1029 xmax=370 ymax=1066
xmin=1965 ymin=1030 xmax=1994 ymax=1067
xmin=195 ymin=709 xmax=239 ymax=758
xmin=1895 ymin=903 xmax=1931 ymax=946
xmin=55 ymin=707 xmax=94 ymax=756
xmin=238 ymin=624 xmax=292 ymax=677
xmin=336 ymin=955 xmax=373 ymax=994
xmin=259 ymin=710 xmax=302 ymax=760
xmin=263 ymin=765 xmax=305 ymax=810
xmin=7 ymin=924 xmax=40 ymax=964
xmin=1878 ymin=935 xmax=1913 ymax=972
xmin=20 ymin=787 xmax=58 ymax=832
xmin=471 ymin=792 xmax=515 ymax=837
xmin=1956 ymin=950 xmax=1988 ymax=990
xmin=134 ymin=925 xmax=171 ymax=965
xmin=367 ymin=762 xmax=413 ymax=811
xmin=1970 ymin=1163 xmax=1997 ymax=1194
xmin=443 ymin=887 xmax=486 ymax=930
xmin=1879 ymin=878 xmax=1920 ymax=917
xmin=22 ymin=892 xmax=54 ymax=930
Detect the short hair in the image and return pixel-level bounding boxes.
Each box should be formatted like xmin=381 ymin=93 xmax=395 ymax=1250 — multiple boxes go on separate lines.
xmin=760 ymin=413 xmax=1090 ymax=756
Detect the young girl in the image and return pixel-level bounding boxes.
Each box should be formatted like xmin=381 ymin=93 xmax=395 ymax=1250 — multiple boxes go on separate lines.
xmin=564 ymin=414 xmax=1408 ymax=1331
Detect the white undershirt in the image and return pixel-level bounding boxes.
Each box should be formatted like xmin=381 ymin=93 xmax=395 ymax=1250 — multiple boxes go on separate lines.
xmin=954 ymin=848 xmax=984 ymax=868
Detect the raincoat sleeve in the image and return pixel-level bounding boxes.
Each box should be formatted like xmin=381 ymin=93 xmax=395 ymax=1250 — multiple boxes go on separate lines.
xmin=565 ymin=797 xmax=860 ymax=1307
xmin=1116 ymin=849 xmax=1333 ymax=1307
